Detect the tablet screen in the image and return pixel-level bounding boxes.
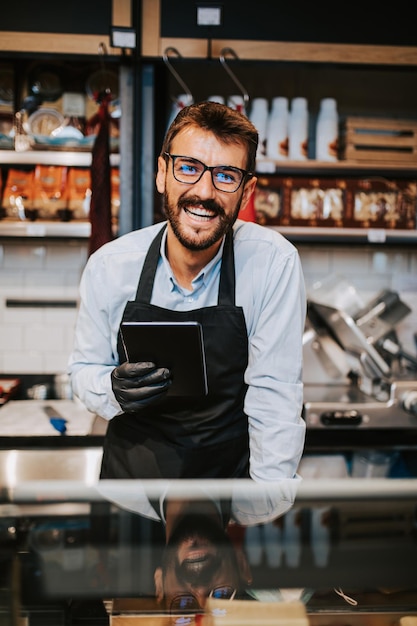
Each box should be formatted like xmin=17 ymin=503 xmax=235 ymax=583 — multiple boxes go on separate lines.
xmin=120 ymin=321 xmax=208 ymax=397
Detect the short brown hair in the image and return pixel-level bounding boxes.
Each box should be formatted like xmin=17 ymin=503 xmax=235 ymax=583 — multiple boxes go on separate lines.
xmin=161 ymin=101 xmax=258 ymax=173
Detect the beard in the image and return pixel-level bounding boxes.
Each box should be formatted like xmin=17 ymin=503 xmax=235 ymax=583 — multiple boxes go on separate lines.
xmin=162 ymin=191 xmax=243 ymax=251
xmin=162 ymin=513 xmax=237 ymax=585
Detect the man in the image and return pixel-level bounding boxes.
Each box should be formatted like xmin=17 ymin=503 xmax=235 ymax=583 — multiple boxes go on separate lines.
xmin=68 ymin=101 xmax=306 ymax=483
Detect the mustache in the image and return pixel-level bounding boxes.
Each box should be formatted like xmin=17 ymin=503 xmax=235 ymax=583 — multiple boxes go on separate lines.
xmin=178 ymin=195 xmax=225 ymax=216
xmin=176 ymin=551 xmax=222 ymax=586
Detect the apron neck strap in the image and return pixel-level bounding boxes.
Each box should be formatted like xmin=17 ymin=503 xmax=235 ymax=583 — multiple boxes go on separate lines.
xmin=135 ymin=224 xmax=235 ymax=305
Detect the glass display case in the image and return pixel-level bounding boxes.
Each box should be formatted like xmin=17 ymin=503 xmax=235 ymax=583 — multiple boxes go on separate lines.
xmin=1 ymin=477 xmax=416 ymax=625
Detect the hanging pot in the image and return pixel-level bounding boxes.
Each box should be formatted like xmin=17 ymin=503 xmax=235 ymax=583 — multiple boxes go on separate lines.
xmin=86 ymin=69 xmax=119 ymax=104
xmin=28 ymin=65 xmax=63 ymax=102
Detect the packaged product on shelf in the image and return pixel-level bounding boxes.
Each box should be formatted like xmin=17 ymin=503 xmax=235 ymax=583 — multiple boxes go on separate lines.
xmin=2 ymin=168 xmax=35 ymax=220
xmin=344 ymin=178 xmax=417 ymax=230
xmin=286 ymin=177 xmax=345 ymax=226
xmin=110 ymin=167 xmax=120 ymax=225
xmin=32 ymin=164 xmax=68 ymax=219
xmin=253 ymin=176 xmax=285 ymax=225
xmin=67 ymin=167 xmax=91 ymax=220
xmin=254 ymin=175 xmax=347 ymax=227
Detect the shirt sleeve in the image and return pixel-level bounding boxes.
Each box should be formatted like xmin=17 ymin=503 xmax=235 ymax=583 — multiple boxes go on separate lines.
xmin=68 ymin=251 xmax=126 ymax=420
xmin=231 ymin=475 xmax=302 ymax=526
xmin=242 ymin=237 xmax=307 ymax=482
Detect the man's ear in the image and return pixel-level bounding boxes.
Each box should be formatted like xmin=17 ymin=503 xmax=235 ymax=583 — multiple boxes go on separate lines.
xmin=154 ymin=567 xmax=164 ymax=603
xmin=240 ymin=176 xmax=257 ymax=214
xmin=155 ymin=155 xmax=167 ymax=194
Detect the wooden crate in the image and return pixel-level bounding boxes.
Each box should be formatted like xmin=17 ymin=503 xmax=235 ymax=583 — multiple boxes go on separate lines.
xmin=343 ymin=117 xmax=417 ymax=163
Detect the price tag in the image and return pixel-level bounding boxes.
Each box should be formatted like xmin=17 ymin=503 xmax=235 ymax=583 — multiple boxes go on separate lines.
xmin=367 ymin=229 xmax=386 ymax=243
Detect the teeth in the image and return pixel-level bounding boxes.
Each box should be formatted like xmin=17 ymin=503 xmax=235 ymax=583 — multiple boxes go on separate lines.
xmin=185 ymin=207 xmax=213 ymax=219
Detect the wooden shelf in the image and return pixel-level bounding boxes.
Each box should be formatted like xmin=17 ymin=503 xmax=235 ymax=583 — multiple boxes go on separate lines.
xmin=0 ymin=221 xmax=91 ymax=239
xmin=255 ymin=158 xmax=417 ymax=176
xmin=0 ymin=150 xmax=120 ymax=167
xmin=271 ymin=225 xmax=417 ymax=245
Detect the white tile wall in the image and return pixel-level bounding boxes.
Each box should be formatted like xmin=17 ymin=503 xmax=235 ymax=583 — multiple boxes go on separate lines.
xmin=0 ymin=240 xmax=87 ymax=375
xmin=0 ymin=238 xmax=416 ymax=378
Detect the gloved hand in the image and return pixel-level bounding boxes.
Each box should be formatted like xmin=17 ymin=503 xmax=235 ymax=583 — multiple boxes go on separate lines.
xmin=111 ymin=361 xmax=172 ymax=413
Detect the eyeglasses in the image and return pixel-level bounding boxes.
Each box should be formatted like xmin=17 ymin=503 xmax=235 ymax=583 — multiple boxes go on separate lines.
xmin=170 ymin=585 xmax=236 ymax=614
xmin=164 ymin=153 xmax=252 ymax=193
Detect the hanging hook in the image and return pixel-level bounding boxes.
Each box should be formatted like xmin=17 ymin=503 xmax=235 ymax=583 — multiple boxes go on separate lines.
xmin=163 ymin=47 xmax=193 ymax=102
xmin=88 ymin=42 xmax=116 ymax=104
xmin=98 ymin=42 xmax=108 ymax=56
xmin=219 ymin=47 xmax=249 ymax=106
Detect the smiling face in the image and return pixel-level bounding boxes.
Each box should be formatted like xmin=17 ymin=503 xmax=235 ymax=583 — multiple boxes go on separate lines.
xmin=153 ymin=511 xmax=247 ymax=613
xmin=156 ymin=125 xmax=257 ymax=253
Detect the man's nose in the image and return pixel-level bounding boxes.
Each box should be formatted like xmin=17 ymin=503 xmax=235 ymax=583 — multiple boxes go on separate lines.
xmin=194 ymin=169 xmax=216 ymax=196
xmin=192 ymin=588 xmax=209 ymax=608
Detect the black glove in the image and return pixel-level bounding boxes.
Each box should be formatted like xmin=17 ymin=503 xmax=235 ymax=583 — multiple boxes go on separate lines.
xmin=111 ymin=361 xmax=172 ymax=413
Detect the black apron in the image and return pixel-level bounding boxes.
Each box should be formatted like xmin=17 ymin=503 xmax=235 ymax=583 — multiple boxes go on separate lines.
xmin=100 ymin=224 xmax=249 ymax=479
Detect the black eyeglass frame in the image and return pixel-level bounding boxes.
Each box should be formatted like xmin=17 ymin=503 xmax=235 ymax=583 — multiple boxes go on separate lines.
xmin=164 ymin=152 xmax=253 ymax=193
xmin=169 ymin=585 xmax=237 ymax=614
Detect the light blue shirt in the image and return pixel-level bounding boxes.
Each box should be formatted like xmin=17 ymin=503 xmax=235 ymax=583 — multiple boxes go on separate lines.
xmin=68 ymin=219 xmax=306 ymax=482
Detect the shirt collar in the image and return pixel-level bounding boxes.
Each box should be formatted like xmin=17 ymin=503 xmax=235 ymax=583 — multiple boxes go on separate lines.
xmin=160 ymin=227 xmax=226 ymax=292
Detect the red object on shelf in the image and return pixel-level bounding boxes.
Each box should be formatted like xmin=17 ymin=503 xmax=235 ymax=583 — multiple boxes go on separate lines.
xmin=88 ymin=94 xmax=114 ymax=257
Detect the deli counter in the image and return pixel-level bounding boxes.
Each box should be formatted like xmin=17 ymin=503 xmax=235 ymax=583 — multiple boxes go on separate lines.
xmin=1 ymin=274 xmax=417 ymax=624
xmin=0 ymin=476 xmax=417 ymax=625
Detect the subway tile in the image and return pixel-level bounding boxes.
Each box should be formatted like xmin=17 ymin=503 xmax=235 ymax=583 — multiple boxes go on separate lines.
xmin=44 ymin=243 xmax=88 ymax=270
xmin=371 ymin=250 xmax=408 ymax=274
xmin=3 ymin=350 xmax=44 ymax=373
xmin=3 ymin=244 xmax=46 ymax=269
xmin=44 ymin=352 xmax=72 ymax=374
xmin=0 ymin=270 xmax=25 ymax=287
xmin=3 ymin=306 xmax=44 ymax=323
xmin=331 ymin=249 xmax=371 ymax=273
xmin=393 ymin=272 xmax=417 ymax=293
xmin=63 ymin=270 xmax=85 ymax=288
xmin=23 ymin=270 xmax=69 ymax=289
xmin=44 ymin=308 xmax=78 ymax=325
xmin=0 ymin=325 xmax=24 ymax=351
xmin=23 ymin=324 xmax=65 ymax=352
xmin=299 ymin=247 xmax=332 ymax=273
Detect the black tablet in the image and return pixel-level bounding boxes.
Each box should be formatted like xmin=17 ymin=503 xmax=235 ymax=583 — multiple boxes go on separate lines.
xmin=120 ymin=321 xmax=208 ymax=397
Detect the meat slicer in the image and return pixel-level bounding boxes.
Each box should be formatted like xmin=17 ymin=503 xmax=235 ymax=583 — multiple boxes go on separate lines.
xmin=304 ymin=276 xmax=417 ymax=408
